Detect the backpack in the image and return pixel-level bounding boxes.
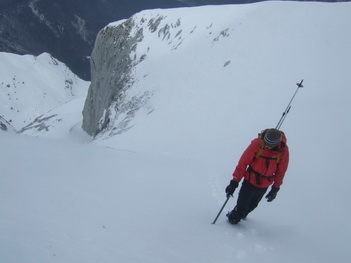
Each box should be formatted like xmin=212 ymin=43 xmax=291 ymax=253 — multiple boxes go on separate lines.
xmin=254 ymin=129 xmax=286 ymax=164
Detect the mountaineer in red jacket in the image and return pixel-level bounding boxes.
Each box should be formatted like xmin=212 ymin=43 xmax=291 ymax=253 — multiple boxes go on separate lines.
xmin=225 ymin=128 xmax=289 ymax=224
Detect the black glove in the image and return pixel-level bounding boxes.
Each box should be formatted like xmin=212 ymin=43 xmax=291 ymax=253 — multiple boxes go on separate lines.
xmin=265 ymin=188 xmax=280 ymax=202
xmin=225 ymin=180 xmax=238 ymax=198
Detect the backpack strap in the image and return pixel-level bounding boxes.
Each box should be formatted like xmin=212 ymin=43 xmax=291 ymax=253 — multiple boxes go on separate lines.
xmin=255 ymin=139 xmax=266 ymax=160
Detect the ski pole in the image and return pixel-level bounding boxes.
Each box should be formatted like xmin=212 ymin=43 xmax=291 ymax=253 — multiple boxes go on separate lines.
xmin=212 ymin=195 xmax=231 ymax=224
xmin=275 ymin=79 xmax=304 ymax=130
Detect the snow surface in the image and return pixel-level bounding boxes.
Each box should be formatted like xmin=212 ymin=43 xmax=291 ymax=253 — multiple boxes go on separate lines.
xmin=1 ymin=1 xmax=351 ymax=263
xmin=0 ymin=52 xmax=89 ymax=130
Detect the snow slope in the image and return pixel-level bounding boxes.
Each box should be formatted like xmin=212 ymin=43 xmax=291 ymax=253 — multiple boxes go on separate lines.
xmin=2 ymin=130 xmax=348 ymax=263
xmin=0 ymin=52 xmax=89 ymax=130
xmin=1 ymin=1 xmax=351 ymax=263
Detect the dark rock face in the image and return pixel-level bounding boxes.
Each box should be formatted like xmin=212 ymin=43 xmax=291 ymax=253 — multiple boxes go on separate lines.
xmin=82 ymin=17 xmax=144 ymax=136
xmin=0 ymin=116 xmax=16 ymax=132
xmin=82 ymin=11 xmax=180 ymax=137
xmin=0 ymin=0 xmax=187 ymax=80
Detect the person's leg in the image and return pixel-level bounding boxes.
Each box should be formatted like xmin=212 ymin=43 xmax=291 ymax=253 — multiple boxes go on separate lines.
xmin=243 ymin=186 xmax=268 ymax=219
xmin=227 ymin=180 xmax=267 ymax=224
xmin=227 ymin=180 xmax=252 ymax=223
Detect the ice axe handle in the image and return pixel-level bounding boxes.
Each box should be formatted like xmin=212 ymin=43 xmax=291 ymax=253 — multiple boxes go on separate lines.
xmin=211 ymin=195 xmax=231 ymax=224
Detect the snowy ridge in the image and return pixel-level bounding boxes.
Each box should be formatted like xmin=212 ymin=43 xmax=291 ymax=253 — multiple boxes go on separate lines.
xmin=0 ymin=52 xmax=89 ymax=130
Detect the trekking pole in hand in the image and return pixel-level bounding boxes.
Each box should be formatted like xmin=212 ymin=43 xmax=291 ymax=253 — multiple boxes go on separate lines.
xmin=212 ymin=195 xmax=231 ymax=224
xmin=276 ymin=79 xmax=304 ymax=130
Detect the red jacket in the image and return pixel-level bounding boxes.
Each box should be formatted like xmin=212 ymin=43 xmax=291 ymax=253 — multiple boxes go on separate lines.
xmin=232 ymin=137 xmax=289 ymax=189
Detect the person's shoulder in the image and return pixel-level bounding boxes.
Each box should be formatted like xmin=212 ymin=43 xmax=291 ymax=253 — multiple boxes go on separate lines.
xmin=281 ymin=142 xmax=289 ymax=153
xmin=250 ymin=137 xmax=261 ymax=146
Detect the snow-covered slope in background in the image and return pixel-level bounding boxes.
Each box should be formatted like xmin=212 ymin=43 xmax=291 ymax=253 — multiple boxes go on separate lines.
xmin=0 ymin=52 xmax=89 ymax=130
xmin=1 ymin=2 xmax=351 ymax=263
xmin=83 ymin=1 xmax=351 ymax=160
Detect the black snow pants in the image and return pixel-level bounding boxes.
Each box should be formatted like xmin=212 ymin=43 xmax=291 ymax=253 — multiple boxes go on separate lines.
xmin=230 ymin=179 xmax=268 ymax=221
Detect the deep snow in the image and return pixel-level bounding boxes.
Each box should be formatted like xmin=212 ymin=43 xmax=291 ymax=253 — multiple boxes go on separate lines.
xmin=1 ymin=1 xmax=351 ymax=263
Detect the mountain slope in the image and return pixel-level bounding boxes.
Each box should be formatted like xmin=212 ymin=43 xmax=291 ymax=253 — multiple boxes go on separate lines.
xmin=1 ymin=127 xmax=350 ymax=263
xmin=82 ymin=1 xmax=351 ymax=158
xmin=0 ymin=52 xmax=89 ymax=130
xmin=1 ymin=0 xmax=345 ymax=80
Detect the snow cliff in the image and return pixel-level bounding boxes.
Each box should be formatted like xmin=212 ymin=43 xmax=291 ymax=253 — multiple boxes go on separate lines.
xmin=82 ymin=18 xmax=145 ymax=137
xmin=82 ymin=2 xmax=351 ymax=157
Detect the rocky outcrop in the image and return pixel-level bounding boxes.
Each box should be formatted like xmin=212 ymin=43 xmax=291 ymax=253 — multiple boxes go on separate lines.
xmin=82 ymin=10 xmax=192 ymax=137
xmin=82 ymin=18 xmax=144 ymax=137
xmin=0 ymin=116 xmax=16 ymax=132
xmin=81 ymin=5 xmax=207 ymax=138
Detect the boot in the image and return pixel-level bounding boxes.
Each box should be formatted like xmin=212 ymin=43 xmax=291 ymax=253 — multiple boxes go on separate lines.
xmin=226 ymin=208 xmax=241 ymax=224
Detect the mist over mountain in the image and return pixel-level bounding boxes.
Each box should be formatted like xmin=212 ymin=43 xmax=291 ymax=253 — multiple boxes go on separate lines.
xmin=1 ymin=0 xmax=347 ymax=80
